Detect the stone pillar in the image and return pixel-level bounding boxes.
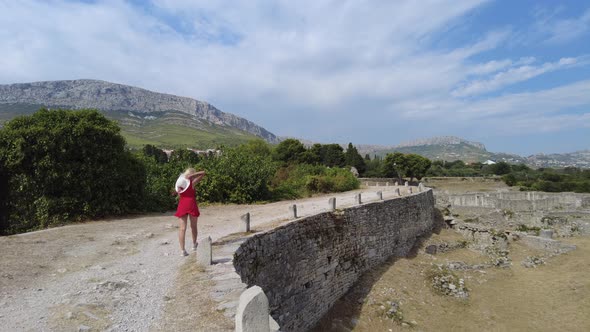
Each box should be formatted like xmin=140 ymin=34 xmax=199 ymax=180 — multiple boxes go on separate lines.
xmin=404 ymin=181 xmax=408 ymax=187
xmin=355 ymin=193 xmax=362 ymax=205
xmin=241 ymin=213 xmax=251 ymax=233
xmin=395 ymin=181 xmax=398 ymax=186
xmin=395 ymin=188 xmax=401 ymax=196
xmin=289 ymin=204 xmax=298 ymax=219
xmin=196 ymin=236 xmax=212 ymax=266
xmin=236 ymin=285 xmax=274 ymax=332
xmin=328 ymin=197 xmax=336 ymax=211
xmin=376 ymin=191 xmax=383 ymax=200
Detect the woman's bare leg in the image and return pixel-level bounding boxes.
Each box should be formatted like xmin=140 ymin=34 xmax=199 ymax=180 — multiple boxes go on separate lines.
xmin=178 ymin=215 xmax=188 ymax=251
xmin=189 ymin=215 xmax=198 ymax=248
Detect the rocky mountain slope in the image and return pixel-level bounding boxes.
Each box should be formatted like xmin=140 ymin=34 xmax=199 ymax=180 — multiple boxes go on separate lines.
xmin=0 ymin=79 xmax=279 ymax=145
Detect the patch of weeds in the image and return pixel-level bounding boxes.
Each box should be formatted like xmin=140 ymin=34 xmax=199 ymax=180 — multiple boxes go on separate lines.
xmin=516 ymin=224 xmax=541 ymax=235
xmin=426 ymin=265 xmax=469 ymax=299
xmin=456 ymin=239 xmax=469 ymax=248
xmin=522 ymin=256 xmax=545 ymax=268
xmin=484 ymin=247 xmax=512 ymax=268
xmin=441 ymin=207 xmax=451 ymax=216
xmin=489 ymin=229 xmax=508 ymax=240
xmin=376 ymin=300 xmax=404 ymax=323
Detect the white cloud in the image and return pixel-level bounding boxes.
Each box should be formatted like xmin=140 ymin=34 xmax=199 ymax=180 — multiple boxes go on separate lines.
xmin=541 ymin=9 xmax=590 ymax=44
xmin=452 ymin=56 xmax=584 ymax=97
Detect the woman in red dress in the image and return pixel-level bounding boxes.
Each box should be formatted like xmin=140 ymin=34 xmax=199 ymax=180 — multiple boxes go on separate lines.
xmin=174 ymin=168 xmax=206 ymax=256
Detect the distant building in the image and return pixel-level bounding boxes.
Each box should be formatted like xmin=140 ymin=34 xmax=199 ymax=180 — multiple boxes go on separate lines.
xmin=483 ymin=160 xmax=497 ymax=165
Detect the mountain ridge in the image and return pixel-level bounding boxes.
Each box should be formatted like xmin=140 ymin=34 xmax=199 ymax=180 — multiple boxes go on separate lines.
xmin=0 ymin=79 xmax=279 ymax=144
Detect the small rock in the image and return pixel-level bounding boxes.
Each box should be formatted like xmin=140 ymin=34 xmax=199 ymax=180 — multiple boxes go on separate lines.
xmin=160 ymin=241 xmax=170 ymax=245
xmin=425 ymin=245 xmax=437 ymax=255
xmin=57 ymin=268 xmax=67 ymax=274
xmin=401 ymin=322 xmax=410 ymax=327
xmin=78 ymin=325 xmax=91 ymax=332
xmin=66 ymin=312 xmax=73 ymax=319
xmin=410 ymin=320 xmax=418 ymax=326
xmin=144 ymin=233 xmax=155 ymax=238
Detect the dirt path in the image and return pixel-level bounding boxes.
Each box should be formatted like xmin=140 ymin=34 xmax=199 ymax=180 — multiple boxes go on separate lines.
xmin=0 ymin=186 xmax=397 ymax=331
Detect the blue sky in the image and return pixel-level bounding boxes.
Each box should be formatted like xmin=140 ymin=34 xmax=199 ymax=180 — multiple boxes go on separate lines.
xmin=0 ymin=0 xmax=589 ymax=155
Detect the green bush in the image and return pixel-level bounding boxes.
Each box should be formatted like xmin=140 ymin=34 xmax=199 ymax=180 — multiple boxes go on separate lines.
xmin=0 ymin=109 xmax=146 ymax=234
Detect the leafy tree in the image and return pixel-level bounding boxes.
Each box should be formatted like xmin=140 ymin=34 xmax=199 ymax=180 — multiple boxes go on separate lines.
xmin=142 ymin=144 xmax=168 ymax=163
xmin=169 ymin=148 xmax=200 ymax=165
xmin=273 ymin=139 xmax=306 ymax=164
xmin=489 ymin=161 xmax=511 ymax=175
xmin=322 ymin=144 xmax=345 ymax=167
xmin=383 ymin=152 xmax=431 ymax=182
xmin=405 ymin=154 xmax=432 ymax=181
xmin=0 ymin=109 xmax=145 ymax=234
xmin=344 ymin=143 xmax=366 ymax=175
xmin=241 ymin=139 xmax=272 ymax=157
xmin=383 ymin=152 xmax=407 ymax=182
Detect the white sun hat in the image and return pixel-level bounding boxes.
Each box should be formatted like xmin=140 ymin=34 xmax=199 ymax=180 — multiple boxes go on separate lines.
xmin=175 ymin=175 xmax=190 ymax=193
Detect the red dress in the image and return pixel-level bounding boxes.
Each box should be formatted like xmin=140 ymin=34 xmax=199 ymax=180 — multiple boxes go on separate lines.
xmin=175 ymin=178 xmax=200 ymax=218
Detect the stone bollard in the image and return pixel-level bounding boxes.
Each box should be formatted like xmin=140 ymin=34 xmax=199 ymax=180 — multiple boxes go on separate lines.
xmin=395 ymin=188 xmax=401 ymax=196
xmin=539 ymin=229 xmax=553 ymax=239
xmin=404 ymin=181 xmax=408 ymax=187
xmin=289 ymin=204 xmax=298 ymax=219
xmin=408 ymin=187 xmax=413 ymax=194
xmin=355 ymin=193 xmax=362 ymax=205
xmin=236 ymin=285 xmax=279 ymax=332
xmin=418 ymin=183 xmax=424 ymax=192
xmin=376 ymin=191 xmax=383 ymax=200
xmin=386 ymin=182 xmax=389 ymax=187
xmin=241 ymin=213 xmax=251 ymax=233
xmin=196 ymin=236 xmax=212 ymax=266
xmin=395 ymin=181 xmax=398 ymax=186
xmin=328 ymin=197 xmax=336 ymax=211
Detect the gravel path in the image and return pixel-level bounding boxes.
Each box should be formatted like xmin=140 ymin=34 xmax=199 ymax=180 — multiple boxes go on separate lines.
xmin=0 ymin=185 xmax=404 ymax=331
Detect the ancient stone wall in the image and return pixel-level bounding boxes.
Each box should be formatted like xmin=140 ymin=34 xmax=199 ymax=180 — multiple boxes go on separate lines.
xmin=448 ymin=192 xmax=590 ymax=211
xmin=233 ymin=190 xmax=435 ymax=332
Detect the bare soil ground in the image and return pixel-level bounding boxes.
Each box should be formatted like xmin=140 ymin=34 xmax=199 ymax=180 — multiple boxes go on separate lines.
xmin=0 ymin=186 xmax=393 ymax=331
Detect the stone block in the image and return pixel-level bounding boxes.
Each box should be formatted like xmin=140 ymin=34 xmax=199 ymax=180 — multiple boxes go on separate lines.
xmin=236 ymin=285 xmax=271 ymax=332
xmin=196 ymin=236 xmax=212 ymax=267
xmin=539 ymin=229 xmax=553 ymax=239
